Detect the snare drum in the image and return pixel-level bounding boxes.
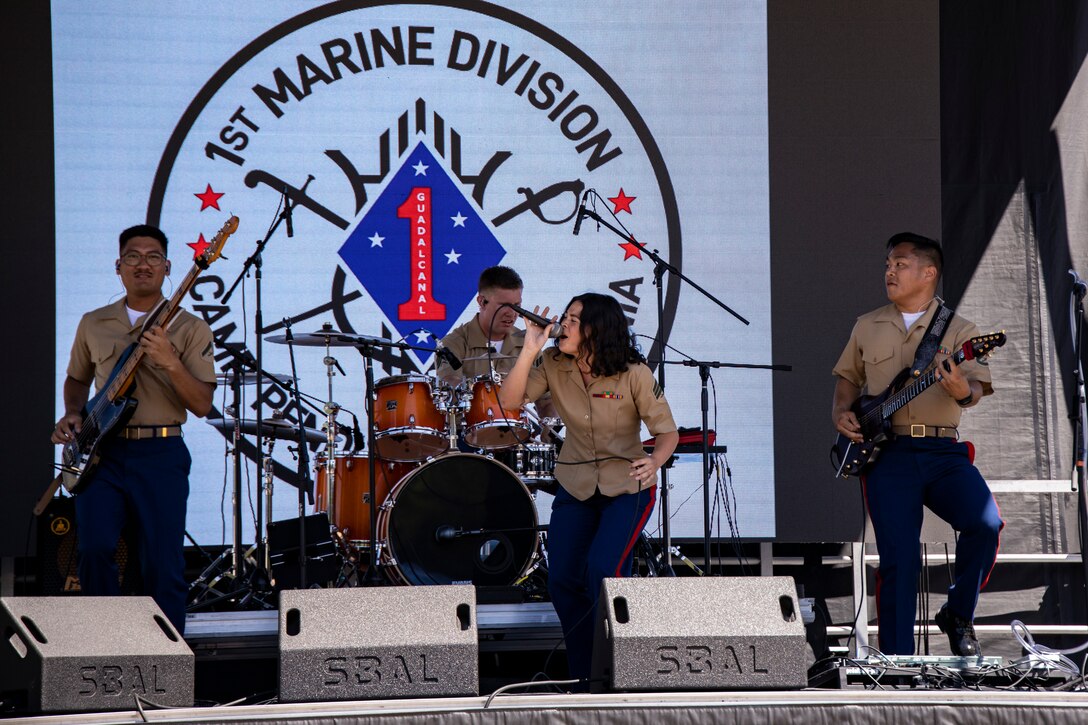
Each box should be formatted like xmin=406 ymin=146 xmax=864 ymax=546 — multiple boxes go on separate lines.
xmin=314 ymin=453 xmax=412 ymax=546
xmin=464 ymin=376 xmax=531 ymax=449
xmin=496 ymin=443 xmax=557 ymax=488
xmin=373 ymin=374 xmax=448 ymax=461
xmin=376 ymin=453 xmax=539 ymax=586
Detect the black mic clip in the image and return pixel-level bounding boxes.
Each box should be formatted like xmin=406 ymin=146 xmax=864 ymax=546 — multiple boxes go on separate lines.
xmin=572 ymin=189 xmax=590 ymax=236
xmin=435 ymin=342 xmax=463 ymax=370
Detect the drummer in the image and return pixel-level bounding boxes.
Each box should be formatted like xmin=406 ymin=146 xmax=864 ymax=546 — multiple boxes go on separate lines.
xmin=437 ymin=265 xmax=527 ymax=383
xmin=498 ymin=292 xmax=678 ymax=689
xmin=437 ymin=265 xmax=557 ymax=425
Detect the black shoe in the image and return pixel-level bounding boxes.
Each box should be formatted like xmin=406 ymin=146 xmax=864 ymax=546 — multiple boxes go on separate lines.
xmin=935 ymin=604 xmax=980 ymax=657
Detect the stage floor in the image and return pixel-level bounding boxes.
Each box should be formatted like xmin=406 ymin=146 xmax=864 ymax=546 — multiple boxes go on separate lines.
xmin=5 ymin=689 xmax=1088 ymax=725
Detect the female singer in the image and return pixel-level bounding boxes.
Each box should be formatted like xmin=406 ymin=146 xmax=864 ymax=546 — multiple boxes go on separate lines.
xmin=500 ymin=292 xmax=678 ymax=686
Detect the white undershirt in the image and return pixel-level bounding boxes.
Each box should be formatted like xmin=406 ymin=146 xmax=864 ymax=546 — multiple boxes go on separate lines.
xmin=126 ymin=305 xmax=146 ymax=327
xmin=902 ymin=310 xmax=925 ymax=330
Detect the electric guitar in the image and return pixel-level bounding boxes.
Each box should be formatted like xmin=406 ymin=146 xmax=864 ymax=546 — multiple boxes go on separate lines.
xmin=830 ymin=332 xmax=1006 ymax=479
xmin=35 ymin=216 xmax=237 ymax=515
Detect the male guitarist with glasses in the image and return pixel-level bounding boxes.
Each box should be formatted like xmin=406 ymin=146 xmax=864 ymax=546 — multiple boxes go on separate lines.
xmin=51 ymin=225 xmax=216 ymax=634
xmin=832 ymin=232 xmax=1004 ymax=657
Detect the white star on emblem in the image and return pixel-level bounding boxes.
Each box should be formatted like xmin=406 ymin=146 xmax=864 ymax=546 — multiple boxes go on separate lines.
xmin=451 ymin=212 xmax=467 ymax=227
xmin=369 ymin=232 xmax=384 ymax=247
xmin=412 ymin=160 xmax=428 ymax=176
xmin=413 ymin=330 xmax=432 ymax=343
xmin=445 ymin=249 xmax=462 ymax=264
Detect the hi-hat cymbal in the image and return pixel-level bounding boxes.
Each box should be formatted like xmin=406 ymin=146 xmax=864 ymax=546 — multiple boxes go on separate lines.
xmin=206 ymin=417 xmax=326 ymax=444
xmin=461 ymin=353 xmax=518 ymax=362
xmin=215 ymin=372 xmax=293 ymax=386
xmin=264 ymin=330 xmax=390 ymax=347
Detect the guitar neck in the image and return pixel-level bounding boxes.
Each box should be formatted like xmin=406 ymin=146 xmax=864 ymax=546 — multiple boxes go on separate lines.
xmin=103 ymin=263 xmax=205 ymax=402
xmin=880 ymin=349 xmax=967 ymax=419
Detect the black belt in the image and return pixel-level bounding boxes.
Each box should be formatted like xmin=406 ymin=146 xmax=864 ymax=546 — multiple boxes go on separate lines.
xmin=120 ymin=425 xmax=183 ymax=440
xmin=890 ymin=424 xmax=958 ymax=439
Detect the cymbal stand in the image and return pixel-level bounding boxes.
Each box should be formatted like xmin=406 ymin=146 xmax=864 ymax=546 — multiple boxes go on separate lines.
xmin=189 ymin=353 xmax=249 ymax=610
xmin=281 ymin=320 xmax=316 ymax=589
xmin=321 ymin=336 xmax=345 ymax=539
xmin=261 ymin=436 xmax=276 ymax=575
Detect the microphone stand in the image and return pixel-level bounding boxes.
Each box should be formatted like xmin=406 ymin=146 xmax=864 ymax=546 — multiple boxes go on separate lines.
xmin=654 ymin=359 xmax=791 ymax=574
xmin=577 ymin=196 xmax=752 ymax=573
xmin=220 ymin=175 xmax=313 ymax=590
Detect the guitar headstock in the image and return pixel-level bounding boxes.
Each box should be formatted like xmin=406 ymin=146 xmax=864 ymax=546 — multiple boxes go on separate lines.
xmin=962 ymin=331 xmax=1007 ymax=361
xmin=197 ymin=215 xmax=239 ymax=268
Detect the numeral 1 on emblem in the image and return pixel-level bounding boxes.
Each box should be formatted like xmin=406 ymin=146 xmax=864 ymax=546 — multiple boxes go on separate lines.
xmin=397 ymin=187 xmax=446 ymax=320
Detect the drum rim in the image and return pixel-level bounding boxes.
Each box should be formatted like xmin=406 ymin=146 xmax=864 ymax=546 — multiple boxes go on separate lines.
xmin=374 ymin=424 xmax=449 ymax=437
xmin=376 ymin=373 xmax=435 ymax=386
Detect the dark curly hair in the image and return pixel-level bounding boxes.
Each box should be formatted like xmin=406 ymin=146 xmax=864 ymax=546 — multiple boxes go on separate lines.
xmin=552 ymin=292 xmax=644 ymax=377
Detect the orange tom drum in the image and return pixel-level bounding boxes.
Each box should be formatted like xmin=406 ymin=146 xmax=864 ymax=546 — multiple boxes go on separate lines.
xmin=372 ymin=374 xmax=449 ymax=461
xmin=464 ymin=376 xmax=531 ymax=450
xmin=314 ymin=453 xmax=412 ymax=547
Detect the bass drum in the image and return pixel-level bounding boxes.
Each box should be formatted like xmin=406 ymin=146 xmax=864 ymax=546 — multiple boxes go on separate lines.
xmin=376 ymin=454 xmax=539 ymax=586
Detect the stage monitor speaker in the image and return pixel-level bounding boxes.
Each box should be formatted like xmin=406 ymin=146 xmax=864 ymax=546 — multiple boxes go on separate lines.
xmin=591 ymin=576 xmax=808 ymax=692
xmin=267 ymin=513 xmax=340 ymax=589
xmin=0 ymin=596 xmax=194 ymax=713
xmin=278 ymin=586 xmax=478 ymax=702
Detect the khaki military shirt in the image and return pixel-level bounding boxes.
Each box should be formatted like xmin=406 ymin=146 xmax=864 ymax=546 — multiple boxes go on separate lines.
xmin=524 ymin=353 xmax=677 ymax=500
xmin=67 ymin=298 xmax=217 ymax=426
xmin=437 ymin=314 xmax=525 ymax=384
xmin=833 ymin=299 xmax=994 ymax=429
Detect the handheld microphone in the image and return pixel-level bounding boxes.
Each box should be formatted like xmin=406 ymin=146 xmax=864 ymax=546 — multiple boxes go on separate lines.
xmin=505 ymin=303 xmax=562 ymax=338
xmin=572 ymin=190 xmax=589 ymax=235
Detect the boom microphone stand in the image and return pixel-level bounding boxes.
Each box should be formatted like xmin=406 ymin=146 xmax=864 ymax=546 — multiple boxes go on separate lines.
xmin=574 ymin=190 xmax=754 ymax=572
xmin=654 ymin=359 xmax=791 ymax=574
xmin=221 ymin=175 xmax=314 ymax=585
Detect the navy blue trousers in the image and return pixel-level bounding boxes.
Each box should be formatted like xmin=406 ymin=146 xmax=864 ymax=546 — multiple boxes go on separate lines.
xmin=547 ymin=484 xmax=656 ymax=684
xmin=863 ymin=436 xmax=1003 ymax=655
xmin=75 ymin=437 xmax=191 ymax=633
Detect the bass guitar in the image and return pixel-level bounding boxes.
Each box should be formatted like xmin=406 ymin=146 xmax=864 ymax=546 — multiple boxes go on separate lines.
xmin=35 ymin=216 xmax=237 ymax=515
xmin=830 ymin=332 xmax=1006 ymax=478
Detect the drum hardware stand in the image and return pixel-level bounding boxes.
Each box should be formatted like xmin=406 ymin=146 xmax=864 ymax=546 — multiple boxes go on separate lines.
xmin=577 ymin=191 xmax=752 ymax=574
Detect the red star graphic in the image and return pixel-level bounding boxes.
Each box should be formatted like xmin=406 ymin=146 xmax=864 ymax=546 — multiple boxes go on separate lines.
xmin=187 ymin=233 xmax=212 ymax=260
xmin=619 ymin=239 xmax=645 ymax=261
xmin=609 ymin=188 xmax=636 ymax=215
xmin=194 ymin=184 xmax=224 ymax=211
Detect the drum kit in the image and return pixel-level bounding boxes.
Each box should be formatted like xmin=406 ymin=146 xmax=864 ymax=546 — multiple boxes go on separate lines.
xmin=203 ymin=323 xmax=560 ymax=597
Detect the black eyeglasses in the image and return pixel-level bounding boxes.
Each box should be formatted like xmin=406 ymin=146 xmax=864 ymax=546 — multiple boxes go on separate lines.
xmin=120 ymin=252 xmax=167 ymax=267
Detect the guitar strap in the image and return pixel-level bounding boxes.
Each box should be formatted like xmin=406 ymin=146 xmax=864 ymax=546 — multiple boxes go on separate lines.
xmin=910 ymin=301 xmax=954 ymax=378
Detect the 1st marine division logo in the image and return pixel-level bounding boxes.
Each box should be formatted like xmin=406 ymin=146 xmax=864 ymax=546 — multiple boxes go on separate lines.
xmin=149 ymin=1 xmax=681 ymax=486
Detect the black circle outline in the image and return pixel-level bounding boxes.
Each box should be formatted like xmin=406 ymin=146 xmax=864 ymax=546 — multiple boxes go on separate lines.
xmin=146 ymin=0 xmax=680 ymax=360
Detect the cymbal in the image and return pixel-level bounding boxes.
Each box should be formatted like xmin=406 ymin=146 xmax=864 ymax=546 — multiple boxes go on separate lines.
xmin=461 ymin=353 xmax=518 ymax=362
xmin=206 ymin=417 xmax=327 ymax=444
xmin=215 ymin=372 xmax=293 ymax=386
xmin=264 ymin=330 xmax=391 ymax=347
